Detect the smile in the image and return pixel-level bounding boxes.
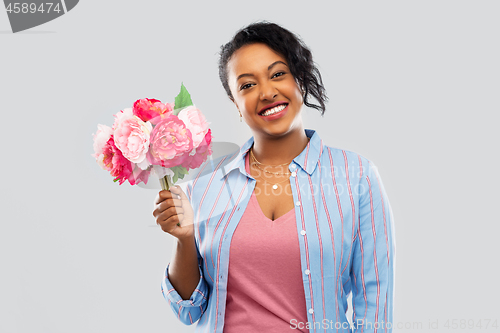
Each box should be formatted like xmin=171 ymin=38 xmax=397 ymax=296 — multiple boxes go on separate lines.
xmin=258 ymin=103 xmax=289 ymax=120
xmin=258 ymin=102 xmax=288 ymax=115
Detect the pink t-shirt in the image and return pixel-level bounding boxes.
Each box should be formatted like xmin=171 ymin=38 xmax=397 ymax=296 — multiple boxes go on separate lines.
xmin=223 ymin=153 xmax=308 ymax=332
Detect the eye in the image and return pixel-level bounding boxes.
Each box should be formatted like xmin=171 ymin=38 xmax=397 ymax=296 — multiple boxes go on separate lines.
xmin=240 ymin=83 xmax=254 ymax=90
xmin=272 ymin=71 xmax=286 ymax=79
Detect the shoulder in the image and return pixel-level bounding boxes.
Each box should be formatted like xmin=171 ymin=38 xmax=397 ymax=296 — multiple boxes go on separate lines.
xmin=319 ymin=144 xmax=376 ymax=174
xmin=186 ymin=151 xmax=239 ymax=192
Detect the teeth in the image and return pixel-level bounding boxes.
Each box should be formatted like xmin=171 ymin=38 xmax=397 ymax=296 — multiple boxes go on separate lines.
xmin=261 ymin=104 xmax=286 ymax=116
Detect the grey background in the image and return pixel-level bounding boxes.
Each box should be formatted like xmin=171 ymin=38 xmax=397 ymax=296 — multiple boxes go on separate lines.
xmin=1 ymin=1 xmax=499 ymax=332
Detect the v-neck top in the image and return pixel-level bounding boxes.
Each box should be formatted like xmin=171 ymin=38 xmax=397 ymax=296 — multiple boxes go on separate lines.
xmin=222 ymin=152 xmax=308 ymax=332
xmin=161 ymin=129 xmax=396 ymax=333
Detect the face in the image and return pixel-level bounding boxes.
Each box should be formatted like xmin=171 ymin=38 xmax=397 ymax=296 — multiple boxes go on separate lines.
xmin=227 ymin=43 xmax=304 ymax=138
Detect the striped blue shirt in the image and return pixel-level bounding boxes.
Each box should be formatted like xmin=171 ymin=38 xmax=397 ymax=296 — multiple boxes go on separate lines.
xmin=162 ymin=129 xmax=396 ymax=333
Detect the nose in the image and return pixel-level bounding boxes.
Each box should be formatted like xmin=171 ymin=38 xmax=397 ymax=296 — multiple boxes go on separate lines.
xmin=259 ymin=81 xmax=277 ymax=101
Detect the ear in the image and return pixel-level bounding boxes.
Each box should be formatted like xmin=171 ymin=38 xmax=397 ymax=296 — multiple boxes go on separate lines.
xmin=299 ymin=84 xmax=306 ymax=103
xmin=231 ymin=97 xmax=240 ymax=111
xmin=299 ymin=83 xmax=305 ymax=95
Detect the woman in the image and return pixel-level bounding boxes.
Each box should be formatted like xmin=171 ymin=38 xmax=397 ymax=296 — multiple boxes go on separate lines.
xmin=154 ymin=22 xmax=395 ymax=333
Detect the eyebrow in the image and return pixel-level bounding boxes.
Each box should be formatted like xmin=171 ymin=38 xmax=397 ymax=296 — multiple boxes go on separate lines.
xmin=236 ymin=61 xmax=288 ymax=81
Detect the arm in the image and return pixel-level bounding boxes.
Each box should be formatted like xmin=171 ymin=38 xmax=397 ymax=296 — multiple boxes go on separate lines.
xmin=156 ymin=183 xmax=209 ymax=325
xmin=161 ymin=243 xmax=209 ymax=325
xmin=168 ymin=235 xmax=201 ymax=300
xmin=350 ymin=161 xmax=396 ymax=332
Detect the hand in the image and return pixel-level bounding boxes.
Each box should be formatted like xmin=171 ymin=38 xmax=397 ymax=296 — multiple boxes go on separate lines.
xmin=153 ymin=186 xmax=194 ymax=241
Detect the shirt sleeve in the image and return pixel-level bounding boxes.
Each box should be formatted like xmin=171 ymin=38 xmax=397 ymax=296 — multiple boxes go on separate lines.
xmin=160 ymin=180 xmax=209 ymax=325
xmin=350 ymin=160 xmax=396 ymax=332
xmin=161 ymin=259 xmax=209 ymax=325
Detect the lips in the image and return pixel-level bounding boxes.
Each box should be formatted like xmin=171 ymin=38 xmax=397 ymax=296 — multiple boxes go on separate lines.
xmin=258 ymin=101 xmax=289 ymax=115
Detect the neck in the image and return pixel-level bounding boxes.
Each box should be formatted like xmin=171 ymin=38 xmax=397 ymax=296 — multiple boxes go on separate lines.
xmin=251 ymin=129 xmax=310 ymax=165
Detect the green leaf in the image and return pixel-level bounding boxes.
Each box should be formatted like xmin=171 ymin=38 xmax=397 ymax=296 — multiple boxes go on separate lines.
xmin=177 ymin=166 xmax=189 ymax=180
xmin=173 ymin=83 xmax=193 ymax=116
xmin=170 ymin=165 xmax=189 ymax=183
xmin=113 ymin=178 xmax=119 ymax=183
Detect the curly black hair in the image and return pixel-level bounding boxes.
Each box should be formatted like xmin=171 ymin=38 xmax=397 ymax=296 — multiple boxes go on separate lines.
xmin=218 ymin=21 xmax=328 ymax=116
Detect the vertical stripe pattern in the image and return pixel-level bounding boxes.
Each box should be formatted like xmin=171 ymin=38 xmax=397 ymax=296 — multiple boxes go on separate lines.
xmin=160 ymin=129 xmax=395 ymax=333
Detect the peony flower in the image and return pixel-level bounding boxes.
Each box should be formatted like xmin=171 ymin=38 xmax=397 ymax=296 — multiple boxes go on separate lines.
xmin=101 ymin=137 xmax=134 ymax=185
xmin=92 ymin=124 xmax=113 ymax=168
xmin=147 ymin=115 xmax=193 ymax=168
xmin=183 ymin=129 xmax=213 ymax=169
xmin=133 ymin=98 xmax=173 ymax=125
xmin=113 ymin=108 xmax=152 ymax=164
xmin=128 ymin=165 xmax=151 ymax=185
xmin=177 ymin=106 xmax=210 ymax=148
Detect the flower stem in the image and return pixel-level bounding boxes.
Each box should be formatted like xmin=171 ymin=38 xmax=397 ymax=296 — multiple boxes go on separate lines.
xmin=160 ymin=174 xmax=173 ymax=191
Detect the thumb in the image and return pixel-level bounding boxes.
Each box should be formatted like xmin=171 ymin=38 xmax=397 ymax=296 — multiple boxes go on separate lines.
xmin=171 ymin=185 xmax=188 ymax=200
xmin=171 ymin=185 xmax=194 ymax=219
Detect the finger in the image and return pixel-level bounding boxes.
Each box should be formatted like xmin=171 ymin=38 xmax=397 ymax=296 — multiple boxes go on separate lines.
xmin=156 ymin=205 xmax=184 ymax=221
xmin=155 ymin=190 xmax=173 ymax=205
xmin=159 ymin=213 xmax=184 ymax=231
xmin=166 ymin=205 xmax=184 ymax=215
xmin=153 ymin=199 xmax=179 ymax=218
xmin=158 ymin=199 xmax=184 ymax=212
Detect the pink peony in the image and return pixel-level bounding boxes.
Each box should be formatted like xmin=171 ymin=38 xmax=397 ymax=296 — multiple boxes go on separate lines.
xmin=147 ymin=115 xmax=193 ymax=168
xmin=128 ymin=165 xmax=151 ymax=185
xmin=182 ymin=129 xmax=213 ymax=169
xmin=101 ymin=137 xmax=134 ymax=185
xmin=177 ymin=106 xmax=210 ymax=148
xmin=133 ymin=98 xmax=173 ymax=125
xmin=92 ymin=124 xmax=113 ymax=167
xmin=113 ymin=108 xmax=152 ymax=164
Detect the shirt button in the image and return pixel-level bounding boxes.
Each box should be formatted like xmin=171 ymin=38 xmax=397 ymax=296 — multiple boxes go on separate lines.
xmin=300 ymin=230 xmax=306 ymax=235
xmin=291 ymin=171 xmax=297 ymax=177
xmin=305 ymin=269 xmax=310 ymax=275
xmin=308 ymin=308 xmax=314 ymax=314
xmin=295 ymin=201 xmax=301 ymax=206
xmin=290 ymin=164 xmax=296 ymax=169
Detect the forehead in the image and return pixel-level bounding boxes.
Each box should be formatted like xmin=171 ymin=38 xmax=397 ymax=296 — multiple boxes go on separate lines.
xmin=227 ymin=43 xmax=287 ymax=78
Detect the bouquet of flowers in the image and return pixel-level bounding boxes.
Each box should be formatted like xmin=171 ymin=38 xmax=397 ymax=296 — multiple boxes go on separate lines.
xmin=92 ymin=83 xmax=213 ymax=191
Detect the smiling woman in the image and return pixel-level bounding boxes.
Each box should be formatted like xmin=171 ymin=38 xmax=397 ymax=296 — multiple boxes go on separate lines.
xmin=154 ymin=21 xmax=396 ymax=333
xmin=227 ymin=43 xmax=307 ymax=153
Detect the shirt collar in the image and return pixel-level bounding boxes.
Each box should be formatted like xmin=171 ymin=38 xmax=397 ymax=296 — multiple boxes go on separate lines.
xmin=220 ymin=129 xmax=323 ymax=180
